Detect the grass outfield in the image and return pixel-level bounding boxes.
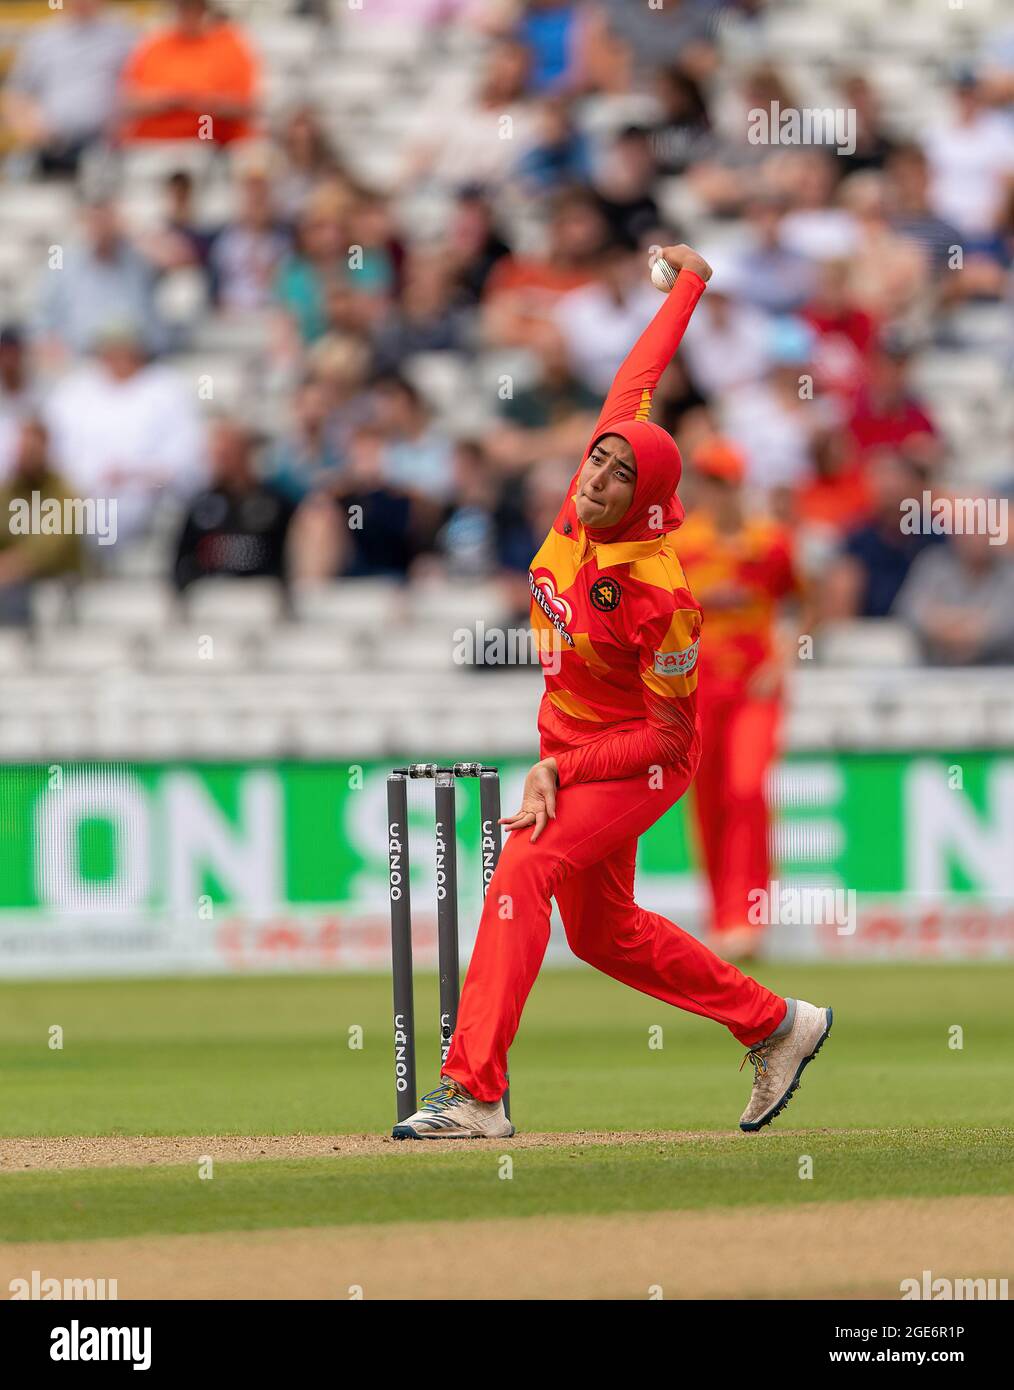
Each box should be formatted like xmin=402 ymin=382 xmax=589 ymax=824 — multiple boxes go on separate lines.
xmin=1 ymin=963 xmax=1012 ymax=1136
xmin=1 ymin=965 xmax=1012 ymax=1248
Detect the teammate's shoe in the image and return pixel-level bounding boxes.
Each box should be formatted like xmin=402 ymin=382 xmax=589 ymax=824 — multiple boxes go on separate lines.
xmin=738 ymin=1000 xmax=833 ymax=1132
xmin=392 ymin=1077 xmax=515 ymax=1140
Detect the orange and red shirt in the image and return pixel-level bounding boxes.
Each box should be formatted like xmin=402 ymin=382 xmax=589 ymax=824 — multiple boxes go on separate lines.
xmin=119 ymin=21 xmax=258 ymax=144
xmin=675 ymin=512 xmax=797 ymax=697
xmin=528 ymin=270 xmax=708 ymax=786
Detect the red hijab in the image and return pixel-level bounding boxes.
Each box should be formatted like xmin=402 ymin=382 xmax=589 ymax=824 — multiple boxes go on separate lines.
xmin=582 ymin=420 xmax=685 ymax=545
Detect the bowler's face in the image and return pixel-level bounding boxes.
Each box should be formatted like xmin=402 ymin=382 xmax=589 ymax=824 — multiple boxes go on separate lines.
xmin=575 ymin=435 xmax=636 ymax=528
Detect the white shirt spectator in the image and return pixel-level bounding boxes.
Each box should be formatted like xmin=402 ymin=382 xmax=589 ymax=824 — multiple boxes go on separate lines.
xmin=553 ymin=279 xmax=659 ymax=395
xmin=681 ymin=295 xmax=772 ymax=398
xmin=778 ymin=210 xmax=860 ymax=262
xmin=720 ymin=381 xmax=822 ymax=490
xmin=924 ymin=109 xmax=1014 ymax=237
xmin=45 ymin=361 xmax=206 ymax=543
xmin=5 ymin=5 xmax=133 ymax=146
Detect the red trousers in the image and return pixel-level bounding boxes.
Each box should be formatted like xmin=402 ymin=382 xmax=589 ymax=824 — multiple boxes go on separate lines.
xmin=443 ymin=700 xmax=786 ymax=1102
xmin=693 ymin=687 xmax=780 ymax=936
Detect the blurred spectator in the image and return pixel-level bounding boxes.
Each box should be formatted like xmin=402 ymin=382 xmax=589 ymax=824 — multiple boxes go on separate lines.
xmin=515 ymin=96 xmax=593 ymax=193
xmin=821 ymin=452 xmax=942 ymax=619
xmin=777 ymin=151 xmax=859 ymax=262
xmin=835 ymin=75 xmax=894 ymax=178
xmin=273 ymin=106 xmax=344 ymax=220
xmin=0 ymin=327 xmax=41 ymax=482
xmin=794 ymin=432 xmax=872 ymax=539
xmin=209 ymin=162 xmax=291 ymax=312
xmin=484 ymin=330 xmax=598 ymax=479
xmin=274 ymin=188 xmax=349 ymax=347
xmin=345 ymin=193 xmax=403 ymax=300
xmin=407 ymin=38 xmax=537 ymax=189
xmin=593 ymin=0 xmax=723 ymax=71
xmin=374 ymin=375 xmax=455 ymax=503
xmin=552 ymin=242 xmax=659 ymax=394
xmin=801 ymin=259 xmax=878 ymax=404
xmin=0 ymin=419 xmax=85 ymax=624
xmin=482 ymin=188 xmax=609 ymax=350
xmin=923 ymin=75 xmax=1014 ymax=238
xmin=305 ymin=334 xmax=373 ymax=459
xmin=372 ymin=251 xmax=471 ymax=373
xmin=446 ymin=188 xmax=511 ymax=304
xmin=885 ymin=143 xmax=964 ymax=272
xmin=267 ymin=378 xmax=342 ymax=504
xmin=291 ymin=425 xmax=416 ymax=582
xmin=498 ymin=332 xmax=598 ymax=432
xmin=174 ymin=420 xmax=294 ymax=589
xmin=720 ymin=317 xmax=830 ymax=491
xmin=592 ymin=126 xmax=663 ymax=246
xmin=433 ymin=441 xmax=498 ymax=579
xmin=138 ymin=171 xmax=217 ymax=281
xmin=846 ymin=342 xmax=937 ymax=462
xmin=655 ymin=353 xmax=710 ymax=442
xmin=734 ymin=192 xmax=816 ymax=316
xmin=2 ymin=0 xmax=133 ymax=176
xmin=119 ymin=0 xmax=260 ymax=146
xmin=45 ymin=327 xmax=205 ymax=547
xmin=838 ymin=174 xmax=927 ymax=321
xmin=33 ymin=197 xmax=169 ymax=360
xmin=682 ymin=269 xmax=771 ymax=397
xmin=650 ymin=65 xmax=713 ymax=176
xmin=515 ymin=0 xmax=588 ymax=93
xmin=894 ymin=519 xmax=1014 ymax=665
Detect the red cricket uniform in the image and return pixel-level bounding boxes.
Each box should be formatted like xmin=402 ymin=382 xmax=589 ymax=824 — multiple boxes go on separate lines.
xmin=676 ymin=512 xmax=798 ymax=938
xmin=443 ymin=271 xmax=786 ymax=1102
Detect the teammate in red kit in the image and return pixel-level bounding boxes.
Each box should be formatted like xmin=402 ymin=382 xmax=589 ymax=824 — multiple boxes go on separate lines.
xmin=677 ymin=439 xmax=801 ymax=959
xmin=393 ymin=246 xmax=832 ymax=1140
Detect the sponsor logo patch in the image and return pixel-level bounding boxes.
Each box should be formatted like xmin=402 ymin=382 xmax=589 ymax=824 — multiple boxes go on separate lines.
xmin=653 ymin=636 xmax=699 ymax=677
xmin=529 ymin=570 xmax=575 ymax=644
xmin=590 ymin=577 xmax=622 ymax=612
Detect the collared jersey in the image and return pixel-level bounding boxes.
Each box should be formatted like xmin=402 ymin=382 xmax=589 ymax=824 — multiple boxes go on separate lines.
xmin=526 ymin=268 xmax=708 ymax=786
xmin=676 ymin=511 xmax=797 ymax=696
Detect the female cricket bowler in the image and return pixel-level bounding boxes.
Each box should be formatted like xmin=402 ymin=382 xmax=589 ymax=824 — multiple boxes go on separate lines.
xmin=394 ymin=245 xmax=832 ymax=1139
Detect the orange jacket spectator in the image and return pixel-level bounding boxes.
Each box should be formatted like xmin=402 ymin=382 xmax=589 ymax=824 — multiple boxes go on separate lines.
xmin=119 ymin=0 xmax=258 ymax=145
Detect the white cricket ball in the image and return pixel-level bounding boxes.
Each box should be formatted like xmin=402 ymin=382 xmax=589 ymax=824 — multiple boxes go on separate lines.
xmin=650 ymin=257 xmax=678 ymax=292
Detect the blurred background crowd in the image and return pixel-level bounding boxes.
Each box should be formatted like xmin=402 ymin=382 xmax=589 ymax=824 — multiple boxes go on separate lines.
xmin=0 ymin=0 xmax=1012 ymax=690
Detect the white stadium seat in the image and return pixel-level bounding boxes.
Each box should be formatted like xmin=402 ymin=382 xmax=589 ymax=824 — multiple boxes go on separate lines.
xmin=35 ymin=631 xmax=137 ymax=675
xmin=144 ymin=628 xmax=250 ymax=674
xmin=74 ymin=581 xmax=179 ymax=631
xmin=817 ymin=621 xmax=920 ymax=669
xmin=184 ymin=578 xmax=287 ymax=630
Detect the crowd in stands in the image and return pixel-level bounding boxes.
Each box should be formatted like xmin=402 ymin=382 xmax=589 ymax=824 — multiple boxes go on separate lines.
xmin=0 ymin=0 xmax=1012 ymax=663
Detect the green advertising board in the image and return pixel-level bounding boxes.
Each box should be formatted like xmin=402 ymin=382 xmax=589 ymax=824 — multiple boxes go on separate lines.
xmin=1 ymin=753 xmax=1012 ymax=975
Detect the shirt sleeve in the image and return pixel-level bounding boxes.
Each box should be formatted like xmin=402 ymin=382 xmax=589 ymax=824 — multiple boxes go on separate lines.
xmin=553 ymin=603 xmax=702 ymax=786
xmin=588 ymin=267 xmax=706 ymax=446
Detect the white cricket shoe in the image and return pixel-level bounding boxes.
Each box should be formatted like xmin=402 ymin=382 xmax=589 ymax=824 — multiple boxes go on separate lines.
xmin=738 ymin=1000 xmax=833 ymax=1132
xmin=392 ymin=1077 xmax=515 ymax=1140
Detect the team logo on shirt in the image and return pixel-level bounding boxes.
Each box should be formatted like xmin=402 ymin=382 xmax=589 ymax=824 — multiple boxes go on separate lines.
xmin=653 ymin=636 xmax=700 ymax=677
xmin=590 ymin=577 xmax=622 ymax=612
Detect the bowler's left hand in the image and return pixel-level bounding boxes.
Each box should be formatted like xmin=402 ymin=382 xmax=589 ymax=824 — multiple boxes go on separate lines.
xmin=501 ymin=758 xmax=559 ymax=843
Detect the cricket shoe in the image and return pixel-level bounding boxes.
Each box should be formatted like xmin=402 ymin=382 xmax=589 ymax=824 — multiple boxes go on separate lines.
xmin=738 ymin=1000 xmax=833 ymax=1132
xmin=392 ymin=1077 xmax=515 ymax=1140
